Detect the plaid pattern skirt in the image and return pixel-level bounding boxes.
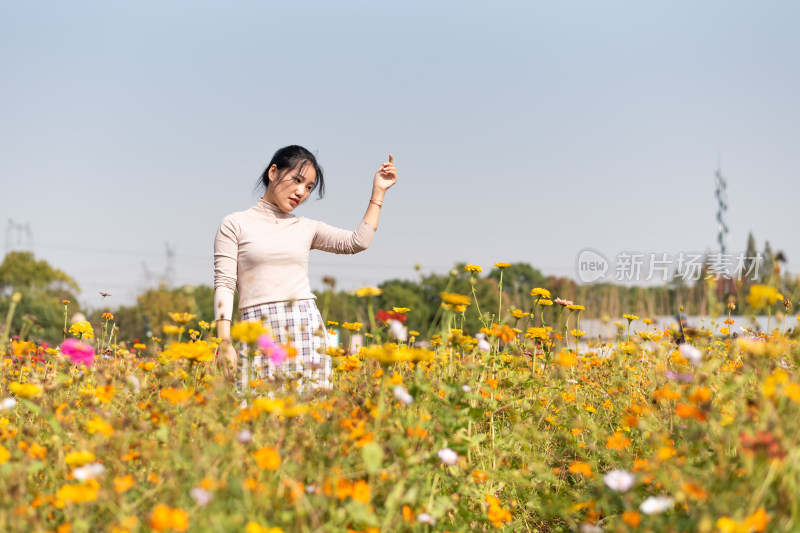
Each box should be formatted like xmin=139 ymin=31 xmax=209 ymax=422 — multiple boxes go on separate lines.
xmin=239 ymin=299 xmax=331 ymax=392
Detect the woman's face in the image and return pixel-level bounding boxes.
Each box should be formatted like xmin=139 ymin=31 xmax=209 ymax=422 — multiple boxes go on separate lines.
xmin=264 ymin=162 xmax=317 ymax=213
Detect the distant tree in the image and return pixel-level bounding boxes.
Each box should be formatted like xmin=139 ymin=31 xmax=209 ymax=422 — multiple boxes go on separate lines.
xmin=488 ymin=263 xmax=548 ymax=310
xmin=0 ymin=251 xmax=81 ymax=342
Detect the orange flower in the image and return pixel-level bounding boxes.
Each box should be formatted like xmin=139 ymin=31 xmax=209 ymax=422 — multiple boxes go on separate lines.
xmin=253 ymin=447 xmax=281 ymax=470
xmin=471 ymin=469 xmax=489 ymax=483
xmin=682 ymin=482 xmax=708 ymax=501
xmin=688 ymin=386 xmax=711 ymax=404
xmin=675 ymin=403 xmax=706 ymax=422
xmin=605 ymin=432 xmax=631 ymax=451
xmin=557 ymin=351 xmax=577 ymax=367
xmin=336 ymin=479 xmax=353 ymax=500
xmin=621 ymin=510 xmax=641 ymax=527
xmin=160 ymin=387 xmax=194 ymax=406
xmin=568 ymin=461 xmax=593 ymax=477
xmin=114 ymin=475 xmax=135 ymax=493
xmin=744 ymin=508 xmax=770 ymax=532
xmin=150 ymin=504 xmax=189 ymax=532
xmin=352 ymin=480 xmax=370 ymax=504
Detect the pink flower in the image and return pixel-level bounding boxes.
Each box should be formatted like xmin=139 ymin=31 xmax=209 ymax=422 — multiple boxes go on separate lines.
xmin=555 ymin=298 xmax=573 ymax=306
xmin=257 ymin=333 xmax=288 ymax=366
xmin=61 ymin=338 xmax=95 ymax=365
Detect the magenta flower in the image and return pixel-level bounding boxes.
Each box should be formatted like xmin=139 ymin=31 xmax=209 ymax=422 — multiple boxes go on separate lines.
xmin=257 ymin=333 xmax=288 ymax=366
xmin=61 ymin=338 xmax=95 ymax=365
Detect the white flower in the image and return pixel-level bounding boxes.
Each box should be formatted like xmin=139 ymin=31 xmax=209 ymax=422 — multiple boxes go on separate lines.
xmin=72 ymin=462 xmax=105 ymax=481
xmin=388 ymin=320 xmax=408 ymax=341
xmin=393 ymin=386 xmax=414 ymax=405
xmin=475 ymin=333 xmax=491 ymax=352
xmin=437 ymin=448 xmax=458 ymax=466
xmin=190 ymin=487 xmax=213 ymax=506
xmin=603 ymin=469 xmax=635 ymax=492
xmin=306 ymin=484 xmax=317 ymax=493
xmin=639 ymin=495 xmax=674 ymax=515
xmin=461 ymin=385 xmax=471 ymax=393
xmin=237 ymin=429 xmax=253 ymax=443
xmin=417 ymin=513 xmax=436 ymax=525
xmin=126 ymin=375 xmax=141 ymax=394
xmin=679 ymin=343 xmax=702 ymax=366
xmin=580 ymin=524 xmax=603 ymax=533
xmin=0 ymin=397 xmax=17 ymax=410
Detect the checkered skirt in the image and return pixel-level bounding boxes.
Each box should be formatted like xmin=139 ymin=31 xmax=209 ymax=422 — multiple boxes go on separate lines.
xmin=239 ymin=299 xmax=331 ymax=391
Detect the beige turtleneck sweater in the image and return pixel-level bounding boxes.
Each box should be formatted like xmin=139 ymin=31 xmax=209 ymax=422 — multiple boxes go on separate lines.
xmin=213 ymin=199 xmax=376 ymax=321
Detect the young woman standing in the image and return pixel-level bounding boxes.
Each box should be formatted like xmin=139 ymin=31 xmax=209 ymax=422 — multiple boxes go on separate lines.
xmin=213 ymin=145 xmax=397 ymax=390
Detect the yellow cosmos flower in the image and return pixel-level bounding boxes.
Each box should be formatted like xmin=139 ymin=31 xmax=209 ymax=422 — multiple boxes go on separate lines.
xmin=440 ymin=292 xmax=471 ymax=306
xmin=746 ymin=284 xmax=783 ymax=309
xmin=365 ymin=343 xmax=435 ymax=365
xmin=69 ymin=321 xmax=95 ymax=339
xmin=342 ymin=322 xmax=363 ymax=332
xmin=570 ymin=329 xmax=586 ymax=338
xmin=162 ymin=341 xmax=214 ymax=362
xmin=355 ymin=286 xmax=382 ymax=297
xmin=622 ymin=314 xmax=639 ymax=321
xmin=567 ymin=304 xmax=585 ymax=311
xmin=464 ymin=264 xmax=482 ymax=274
xmin=530 ymin=288 xmax=551 ymax=298
xmin=168 ymin=312 xmax=196 ymax=324
xmin=511 ymin=309 xmax=529 ymax=319
xmin=57 ymin=479 xmax=99 ymax=503
xmin=9 ymin=382 xmax=42 ymax=398
xmin=493 ymin=262 xmax=510 ymax=269
xmin=230 ymin=321 xmax=268 ymax=344
xmin=65 ymin=451 xmax=96 ymax=467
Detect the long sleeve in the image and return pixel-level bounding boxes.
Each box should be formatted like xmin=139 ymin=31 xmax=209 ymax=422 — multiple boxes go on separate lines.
xmin=311 ymin=220 xmax=376 ymax=254
xmin=213 ymin=215 xmax=239 ymax=321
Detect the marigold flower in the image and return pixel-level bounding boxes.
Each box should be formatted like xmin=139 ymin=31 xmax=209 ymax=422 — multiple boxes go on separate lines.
xmin=493 ymin=262 xmax=510 ymax=268
xmin=68 ymin=321 xmax=95 ymax=339
xmin=566 ymin=304 xmax=585 ymax=311
xmin=351 ymin=480 xmax=371 ymax=503
xmin=101 ymin=312 xmax=114 ymax=321
xmin=341 ymin=322 xmax=363 ymax=332
xmin=464 ymin=264 xmax=482 ymax=274
xmin=365 ymin=343 xmax=434 ymax=365
xmin=163 ymin=341 xmax=214 ymax=362
xmin=510 ymin=309 xmax=529 ymax=319
xmin=538 ymin=299 xmax=553 ymax=306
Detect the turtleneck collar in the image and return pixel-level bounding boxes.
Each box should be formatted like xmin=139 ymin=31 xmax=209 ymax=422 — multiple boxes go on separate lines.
xmin=256 ymin=197 xmax=295 ymax=220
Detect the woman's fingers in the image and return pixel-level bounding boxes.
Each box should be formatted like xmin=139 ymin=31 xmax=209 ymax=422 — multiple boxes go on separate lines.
xmin=388 ymin=154 xmax=394 ymax=164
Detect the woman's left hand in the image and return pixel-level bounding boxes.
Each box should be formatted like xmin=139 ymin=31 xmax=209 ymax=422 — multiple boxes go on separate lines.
xmin=373 ymin=154 xmax=397 ymax=192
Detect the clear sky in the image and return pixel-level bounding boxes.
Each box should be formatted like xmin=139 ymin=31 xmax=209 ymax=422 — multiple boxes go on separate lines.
xmin=3 ymin=0 xmax=799 ymax=309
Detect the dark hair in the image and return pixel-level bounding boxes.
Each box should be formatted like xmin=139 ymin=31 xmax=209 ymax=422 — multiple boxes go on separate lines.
xmin=258 ymin=145 xmax=325 ymax=199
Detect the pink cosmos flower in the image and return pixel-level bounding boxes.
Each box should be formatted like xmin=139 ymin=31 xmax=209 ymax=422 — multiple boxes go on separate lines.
xmin=554 ymin=298 xmax=573 ymax=306
xmin=61 ymin=338 xmax=95 ymax=365
xmin=257 ymin=333 xmax=288 ymax=366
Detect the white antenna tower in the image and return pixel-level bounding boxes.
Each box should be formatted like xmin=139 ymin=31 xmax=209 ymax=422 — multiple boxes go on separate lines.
xmin=715 ymin=160 xmax=728 ymax=255
xmin=5 ymin=220 xmax=34 ymax=254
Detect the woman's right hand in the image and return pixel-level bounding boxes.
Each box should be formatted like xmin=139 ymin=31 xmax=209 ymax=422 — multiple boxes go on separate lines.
xmin=217 ymin=340 xmax=237 ymax=381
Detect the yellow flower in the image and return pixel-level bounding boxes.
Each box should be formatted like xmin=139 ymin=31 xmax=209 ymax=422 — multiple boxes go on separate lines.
xmin=162 ymin=324 xmax=184 ymax=336
xmin=9 ymin=381 xmax=42 ymax=398
xmin=365 ymin=343 xmax=435 ymax=365
xmin=198 ymin=320 xmax=210 ymax=330
xmin=570 ymin=329 xmax=586 ymax=338
xmin=392 ymin=307 xmax=410 ymax=313
xmin=355 ymin=286 xmax=382 ymax=297
xmin=230 ymin=321 xmax=267 ymax=344
xmin=464 ymin=264 xmax=482 ymax=274
xmin=65 ymin=451 xmax=96 ymax=467
xmin=557 ymin=351 xmax=577 ymax=367
xmin=440 ymin=292 xmax=471 ymax=306
xmin=511 ymin=309 xmax=530 ymax=319
xmin=253 ymin=447 xmax=281 ymax=470
xmin=94 ymin=385 xmax=115 ymax=404
xmin=246 ymin=524 xmax=284 ymax=533
xmin=69 ymin=321 xmax=95 ymax=339
xmin=101 ymin=312 xmax=114 ymax=321
xmin=160 ymin=387 xmax=194 ymax=405
xmin=530 ymin=288 xmax=551 ymax=298
xmin=538 ymin=299 xmax=553 ymax=306
xmin=568 ymin=461 xmax=593 ymax=477
xmin=57 ymin=480 xmax=99 ymax=503
xmin=352 ymin=480 xmax=371 ymax=503
xmin=85 ymin=416 xmax=114 ymax=437
xmin=567 ymin=304 xmax=585 ymax=311
xmin=168 ymin=312 xmax=196 ymax=324
xmin=0 ymin=445 xmax=10 ymax=465
xmin=114 ymin=475 xmax=135 ymax=493
xmin=526 ymin=327 xmax=548 ymax=340
xmin=746 ymin=284 xmax=783 ymax=309
xmin=342 ymin=322 xmax=363 ymax=332
xmin=162 ymin=341 xmax=214 ymax=362
xmin=622 ymin=314 xmax=639 ymax=321
xmin=606 ymin=431 xmax=631 ymax=450
xmin=493 ymin=262 xmax=510 ymax=269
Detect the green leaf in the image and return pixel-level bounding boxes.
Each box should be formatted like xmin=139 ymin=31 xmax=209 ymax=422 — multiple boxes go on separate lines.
xmin=361 ymin=442 xmax=384 ymax=475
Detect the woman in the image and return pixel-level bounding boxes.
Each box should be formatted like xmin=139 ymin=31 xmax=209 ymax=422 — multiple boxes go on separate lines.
xmin=213 ymin=145 xmax=397 ymax=391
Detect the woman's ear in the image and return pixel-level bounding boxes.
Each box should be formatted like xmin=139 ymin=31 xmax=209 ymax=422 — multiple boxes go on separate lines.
xmin=267 ymin=164 xmax=278 ymax=185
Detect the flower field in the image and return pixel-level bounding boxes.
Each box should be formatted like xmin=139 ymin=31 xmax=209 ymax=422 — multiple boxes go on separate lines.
xmin=1 ymin=272 xmax=799 ymax=532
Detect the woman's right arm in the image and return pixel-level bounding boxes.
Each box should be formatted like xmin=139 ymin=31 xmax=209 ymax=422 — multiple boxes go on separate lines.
xmin=214 ymin=215 xmax=240 ymax=379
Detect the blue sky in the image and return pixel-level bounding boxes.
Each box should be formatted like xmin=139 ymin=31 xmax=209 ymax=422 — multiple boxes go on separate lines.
xmin=3 ymin=1 xmax=799 ymax=308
